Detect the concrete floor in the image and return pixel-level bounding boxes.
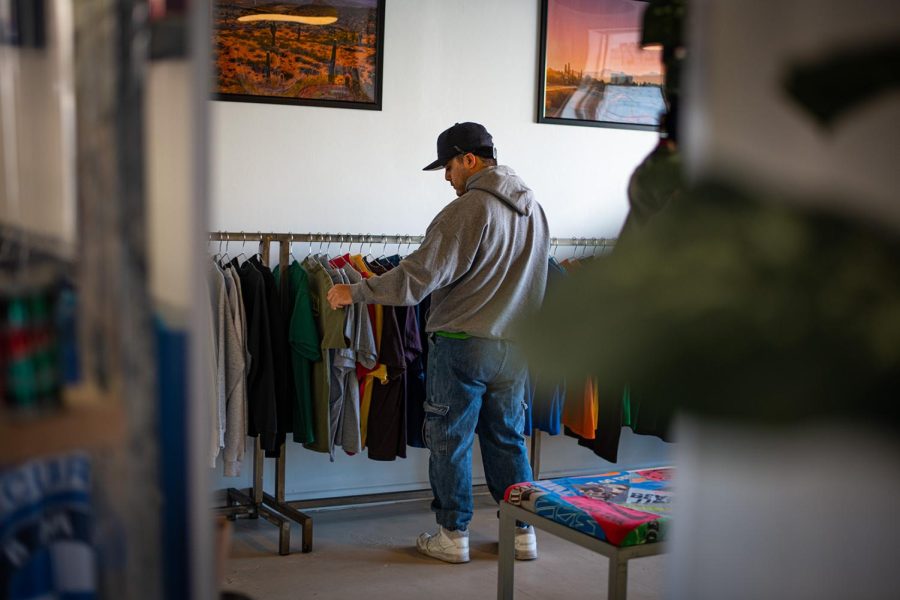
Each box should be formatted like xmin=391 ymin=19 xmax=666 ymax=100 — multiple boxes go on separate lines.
xmin=223 ymin=494 xmax=666 ymax=600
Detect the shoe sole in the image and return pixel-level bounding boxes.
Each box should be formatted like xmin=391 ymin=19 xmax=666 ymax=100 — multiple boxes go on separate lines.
xmin=515 ymin=548 xmax=538 ymax=561
xmin=416 ymin=544 xmax=470 ymax=564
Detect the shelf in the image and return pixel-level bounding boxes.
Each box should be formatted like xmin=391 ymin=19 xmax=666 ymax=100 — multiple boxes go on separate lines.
xmin=0 ymin=387 xmax=125 ymax=466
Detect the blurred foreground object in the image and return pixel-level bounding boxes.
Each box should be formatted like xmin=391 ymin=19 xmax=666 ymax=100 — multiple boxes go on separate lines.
xmin=531 ymin=179 xmax=900 ymax=428
xmin=784 ymin=40 xmax=900 ymax=128
xmin=0 ymin=453 xmax=98 ymax=598
xmin=527 ymin=1 xmax=900 ymax=597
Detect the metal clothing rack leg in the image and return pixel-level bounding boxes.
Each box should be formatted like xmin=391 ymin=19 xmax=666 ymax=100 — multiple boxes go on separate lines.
xmin=258 ymin=237 xmax=314 ymax=553
xmin=261 ymin=444 xmax=313 ymax=553
xmin=220 ymin=439 xmax=292 ymax=555
xmin=210 ymin=233 xmax=291 ymax=556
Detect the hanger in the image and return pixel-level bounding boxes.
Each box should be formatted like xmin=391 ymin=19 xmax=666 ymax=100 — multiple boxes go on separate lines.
xmin=329 ymin=235 xmax=347 ymax=268
xmin=379 ymin=236 xmax=400 ymax=269
xmin=288 ymin=234 xmax=298 ymax=264
xmin=308 ymin=234 xmax=322 ymax=263
xmin=564 ymin=240 xmax=577 ymax=264
xmin=254 ymin=232 xmax=264 ymax=263
xmin=387 ymin=233 xmax=400 ymax=265
xmin=342 ymin=234 xmax=354 ymax=260
xmin=380 ymin=235 xmax=398 ymax=261
xmin=364 ymin=236 xmax=378 ymax=262
xmin=235 ymin=231 xmax=249 ymax=264
xmin=373 ymin=236 xmax=388 ymax=262
xmin=219 ymin=238 xmax=233 ymax=266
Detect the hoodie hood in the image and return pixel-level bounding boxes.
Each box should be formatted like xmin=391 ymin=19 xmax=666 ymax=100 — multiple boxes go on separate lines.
xmin=465 ymin=166 xmax=534 ymax=216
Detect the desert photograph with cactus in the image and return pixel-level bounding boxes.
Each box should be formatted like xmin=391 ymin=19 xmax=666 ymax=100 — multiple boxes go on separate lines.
xmin=213 ymin=0 xmax=382 ymax=105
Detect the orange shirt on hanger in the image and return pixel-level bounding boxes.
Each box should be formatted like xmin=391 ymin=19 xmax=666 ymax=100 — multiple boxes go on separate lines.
xmin=562 ymin=376 xmax=599 ymax=439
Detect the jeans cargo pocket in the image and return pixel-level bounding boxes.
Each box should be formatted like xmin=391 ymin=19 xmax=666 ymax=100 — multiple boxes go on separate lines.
xmin=422 ymin=401 xmax=450 ymax=456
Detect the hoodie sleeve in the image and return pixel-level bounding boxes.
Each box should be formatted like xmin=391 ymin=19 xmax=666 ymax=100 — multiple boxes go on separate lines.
xmin=350 ymin=199 xmax=485 ymax=306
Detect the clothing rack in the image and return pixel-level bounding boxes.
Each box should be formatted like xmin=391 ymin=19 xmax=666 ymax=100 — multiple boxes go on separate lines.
xmin=208 ymin=231 xmax=616 ymax=253
xmin=209 ymin=230 xmax=615 ymax=556
xmin=212 ymin=232 xmax=299 ymax=555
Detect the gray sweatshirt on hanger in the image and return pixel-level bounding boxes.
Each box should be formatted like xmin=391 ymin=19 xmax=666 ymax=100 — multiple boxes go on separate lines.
xmin=339 ymin=264 xmax=377 ymax=454
xmin=210 ymin=262 xmax=246 ymax=473
xmin=350 ymin=166 xmax=550 ymax=340
xmin=208 ymin=262 xmax=227 ymax=468
xmin=222 ymin=267 xmax=248 ymax=477
xmin=330 ymin=268 xmax=356 ymax=453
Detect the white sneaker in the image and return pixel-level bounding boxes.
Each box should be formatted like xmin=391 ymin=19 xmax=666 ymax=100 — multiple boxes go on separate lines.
xmin=417 ymin=526 xmax=470 ymax=564
xmin=515 ymin=525 xmax=538 ymax=560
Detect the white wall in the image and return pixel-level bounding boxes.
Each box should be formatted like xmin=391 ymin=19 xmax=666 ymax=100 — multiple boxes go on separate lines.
xmin=209 ymin=0 xmax=668 ymax=500
xmin=210 ymin=0 xmax=656 ymax=239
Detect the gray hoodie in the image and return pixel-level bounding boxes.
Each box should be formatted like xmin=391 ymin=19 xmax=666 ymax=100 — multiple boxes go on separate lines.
xmin=350 ymin=165 xmax=549 ymax=340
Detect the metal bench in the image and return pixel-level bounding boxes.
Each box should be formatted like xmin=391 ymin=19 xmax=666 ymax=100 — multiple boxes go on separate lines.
xmin=497 ymin=468 xmax=671 ymax=600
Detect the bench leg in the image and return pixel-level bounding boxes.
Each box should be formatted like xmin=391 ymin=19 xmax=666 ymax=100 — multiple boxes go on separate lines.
xmin=607 ymin=554 xmax=628 ymax=600
xmin=498 ymin=504 xmax=516 ymax=600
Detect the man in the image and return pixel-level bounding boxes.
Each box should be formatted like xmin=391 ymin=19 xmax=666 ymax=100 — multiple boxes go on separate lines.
xmin=327 ymin=122 xmax=549 ymax=564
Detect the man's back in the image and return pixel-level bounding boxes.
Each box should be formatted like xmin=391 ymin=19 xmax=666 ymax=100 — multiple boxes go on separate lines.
xmin=344 ymin=165 xmax=548 ymax=340
xmin=425 ymin=165 xmax=549 ymax=339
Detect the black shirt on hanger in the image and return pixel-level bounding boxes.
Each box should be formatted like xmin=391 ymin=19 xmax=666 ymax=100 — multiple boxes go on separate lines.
xmin=249 ymin=255 xmax=293 ymax=457
xmin=236 ymin=258 xmax=278 ymax=451
xmin=366 ymin=305 xmax=407 ymax=461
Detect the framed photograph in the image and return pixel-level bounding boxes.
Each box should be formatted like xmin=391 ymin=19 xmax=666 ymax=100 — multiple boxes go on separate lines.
xmin=212 ymin=0 xmax=385 ymax=110
xmin=537 ymin=0 xmax=665 ymax=130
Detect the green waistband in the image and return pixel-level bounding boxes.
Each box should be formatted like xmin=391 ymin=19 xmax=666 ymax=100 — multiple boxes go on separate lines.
xmin=434 ymin=331 xmax=471 ymax=340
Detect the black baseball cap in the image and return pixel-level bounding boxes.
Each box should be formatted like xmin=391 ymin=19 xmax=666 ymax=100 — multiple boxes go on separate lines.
xmin=423 ymin=122 xmax=497 ymax=171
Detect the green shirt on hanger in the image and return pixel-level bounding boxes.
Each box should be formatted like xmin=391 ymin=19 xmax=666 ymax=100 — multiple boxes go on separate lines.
xmin=301 ymin=257 xmax=348 ymax=457
xmin=275 ymin=262 xmax=322 ymax=445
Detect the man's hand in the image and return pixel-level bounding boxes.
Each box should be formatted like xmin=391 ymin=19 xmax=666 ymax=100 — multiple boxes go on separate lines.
xmin=327 ymin=284 xmax=353 ymax=310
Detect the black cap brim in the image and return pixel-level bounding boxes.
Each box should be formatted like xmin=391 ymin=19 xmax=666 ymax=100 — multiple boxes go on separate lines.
xmin=422 ymin=157 xmax=448 ymax=171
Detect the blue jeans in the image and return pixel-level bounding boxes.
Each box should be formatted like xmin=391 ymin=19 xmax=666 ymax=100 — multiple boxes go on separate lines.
xmin=424 ymin=336 xmax=533 ymax=531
